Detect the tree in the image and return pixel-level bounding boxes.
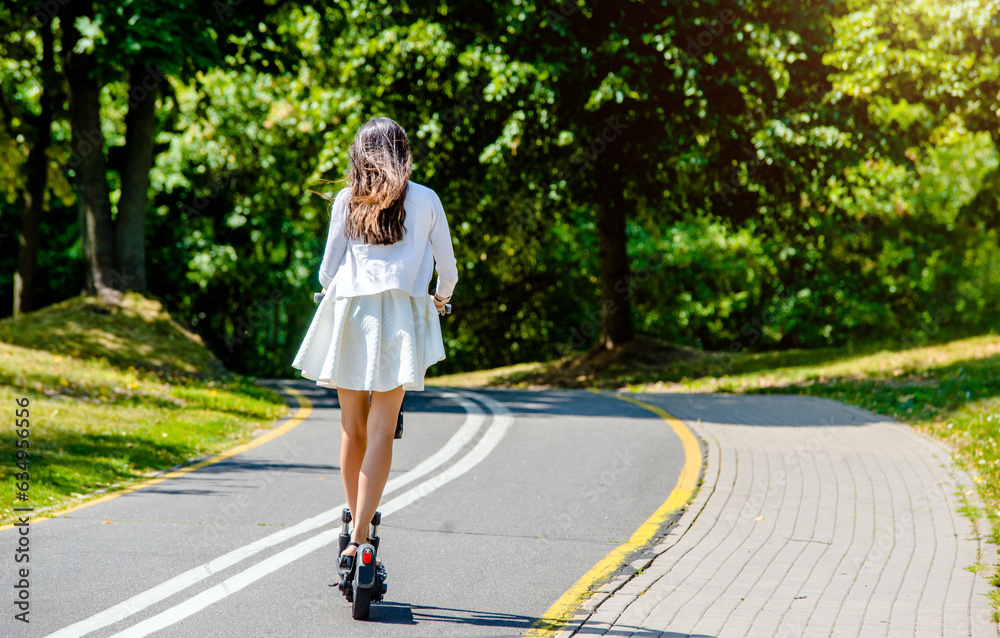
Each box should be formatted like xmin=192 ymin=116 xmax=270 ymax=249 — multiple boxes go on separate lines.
xmin=466 ymin=0 xmax=776 ymax=349
xmin=62 ymin=0 xmax=118 ymax=301
xmin=114 ymin=63 xmax=162 ymax=292
xmin=825 ymin=0 xmax=1000 ymax=231
xmin=298 ymin=0 xmax=798 ymax=353
xmin=54 ymin=0 xmax=311 ymax=297
xmin=2 ymin=6 xmax=61 ymax=315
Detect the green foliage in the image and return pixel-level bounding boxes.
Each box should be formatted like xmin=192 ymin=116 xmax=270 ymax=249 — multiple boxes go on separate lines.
xmin=1 ymin=0 xmax=999 ymax=377
xmin=0 ymin=293 xmax=229 ymax=380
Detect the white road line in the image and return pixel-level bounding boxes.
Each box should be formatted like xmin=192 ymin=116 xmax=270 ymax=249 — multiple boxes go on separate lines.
xmin=45 ymin=390 xmax=485 ymax=638
xmin=377 ymin=391 xmax=513 ymax=512
xmin=106 ymin=390 xmax=513 ymax=638
xmin=382 ymin=393 xmax=485 ymax=494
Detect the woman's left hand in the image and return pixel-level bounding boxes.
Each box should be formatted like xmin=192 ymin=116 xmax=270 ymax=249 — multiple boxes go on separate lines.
xmin=432 ymin=295 xmax=446 ymax=314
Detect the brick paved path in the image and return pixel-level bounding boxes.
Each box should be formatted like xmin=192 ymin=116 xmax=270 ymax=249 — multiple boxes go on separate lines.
xmin=555 ymin=393 xmax=998 ymax=638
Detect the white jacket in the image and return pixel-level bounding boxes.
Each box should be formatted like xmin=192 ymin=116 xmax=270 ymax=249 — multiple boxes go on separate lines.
xmin=319 ymin=180 xmax=459 ymax=300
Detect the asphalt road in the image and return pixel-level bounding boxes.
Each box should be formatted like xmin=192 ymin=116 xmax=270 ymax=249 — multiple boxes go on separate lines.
xmin=3 ymin=381 xmax=686 ymax=638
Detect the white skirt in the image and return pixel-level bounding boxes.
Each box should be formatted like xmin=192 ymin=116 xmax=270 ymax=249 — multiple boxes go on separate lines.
xmin=291 ymin=289 xmax=446 ymax=392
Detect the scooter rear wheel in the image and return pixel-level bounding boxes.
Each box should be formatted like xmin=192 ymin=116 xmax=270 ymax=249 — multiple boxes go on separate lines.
xmin=352 ymin=584 xmax=372 ymax=620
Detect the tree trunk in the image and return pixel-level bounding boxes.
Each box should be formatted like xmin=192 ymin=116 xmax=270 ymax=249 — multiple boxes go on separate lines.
xmin=62 ymin=0 xmax=118 ymax=302
xmin=116 ymin=63 xmax=160 ymax=292
xmin=14 ymin=16 xmax=55 ymax=317
xmin=595 ymin=185 xmax=634 ymax=349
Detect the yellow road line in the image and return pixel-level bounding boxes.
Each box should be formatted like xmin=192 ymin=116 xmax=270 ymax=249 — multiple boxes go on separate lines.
xmin=0 ymin=386 xmax=312 ymax=532
xmin=524 ymin=391 xmax=702 ymax=637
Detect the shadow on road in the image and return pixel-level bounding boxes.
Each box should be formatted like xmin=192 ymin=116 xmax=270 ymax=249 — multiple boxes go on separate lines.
xmin=636 ymin=392 xmax=879 ymax=427
xmin=258 ymin=379 xmax=470 ymax=414
xmin=364 ymin=599 xmax=718 ymax=638
xmin=575 ymin=624 xmax=714 ymax=637
xmin=261 ymin=379 xmax=885 ymax=429
xmin=364 ymin=600 xmax=535 ymax=631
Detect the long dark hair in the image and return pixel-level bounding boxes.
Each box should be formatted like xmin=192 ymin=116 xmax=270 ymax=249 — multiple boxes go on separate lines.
xmin=340 ymin=117 xmax=411 ymax=245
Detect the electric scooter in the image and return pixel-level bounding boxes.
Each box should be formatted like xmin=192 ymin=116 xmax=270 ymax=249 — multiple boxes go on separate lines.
xmin=336 ymin=508 xmax=388 ymax=620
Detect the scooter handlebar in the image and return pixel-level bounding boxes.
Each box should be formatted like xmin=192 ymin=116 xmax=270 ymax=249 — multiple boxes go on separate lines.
xmin=313 ymin=292 xmax=452 ymax=316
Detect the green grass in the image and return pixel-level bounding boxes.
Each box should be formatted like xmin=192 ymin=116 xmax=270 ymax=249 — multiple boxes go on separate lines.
xmin=437 ymin=334 xmax=1000 ymax=609
xmin=0 ymin=293 xmax=289 ymax=525
xmin=426 ymin=361 xmax=546 ymax=388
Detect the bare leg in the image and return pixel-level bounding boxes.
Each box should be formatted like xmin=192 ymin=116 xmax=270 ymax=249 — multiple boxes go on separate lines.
xmin=337 ymin=389 xmax=370 ymax=526
xmin=340 ymin=385 xmax=405 ymax=556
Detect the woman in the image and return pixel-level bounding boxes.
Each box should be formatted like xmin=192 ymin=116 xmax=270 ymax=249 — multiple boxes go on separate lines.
xmin=291 ymin=116 xmax=458 ymax=568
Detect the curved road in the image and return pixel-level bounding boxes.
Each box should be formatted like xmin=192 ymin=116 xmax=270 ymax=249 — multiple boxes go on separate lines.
xmin=7 ymin=381 xmax=686 ymax=638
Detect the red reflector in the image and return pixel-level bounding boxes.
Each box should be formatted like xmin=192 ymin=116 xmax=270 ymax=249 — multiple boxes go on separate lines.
xmin=361 ymin=548 xmax=373 ymax=565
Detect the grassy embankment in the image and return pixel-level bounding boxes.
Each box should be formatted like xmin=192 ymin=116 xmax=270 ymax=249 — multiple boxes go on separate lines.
xmin=0 ymin=293 xmax=290 ymax=525
xmin=429 ymin=334 xmax=1000 ymax=616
